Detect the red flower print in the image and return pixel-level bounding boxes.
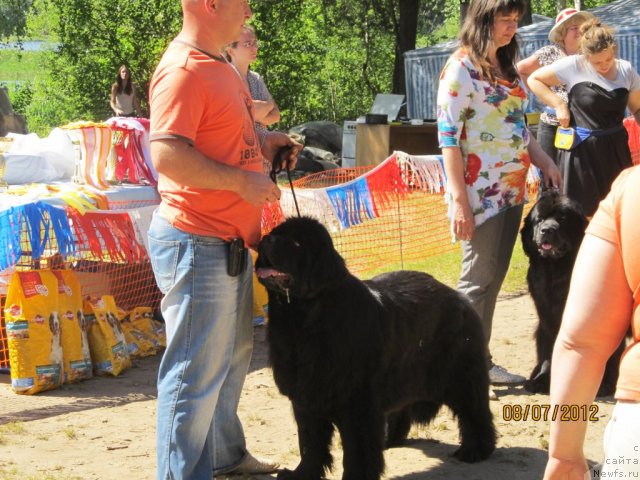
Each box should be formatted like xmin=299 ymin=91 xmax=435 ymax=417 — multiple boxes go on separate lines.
xmin=465 ymin=153 xmax=482 ymax=186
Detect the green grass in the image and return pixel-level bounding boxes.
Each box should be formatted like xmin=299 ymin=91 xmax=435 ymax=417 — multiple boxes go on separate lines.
xmin=360 ymin=234 xmax=529 ymax=294
xmin=0 ymin=50 xmax=46 ymax=84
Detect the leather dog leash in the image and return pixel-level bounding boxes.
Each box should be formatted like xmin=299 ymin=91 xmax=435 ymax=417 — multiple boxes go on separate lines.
xmin=270 ymin=146 xmax=301 ymax=217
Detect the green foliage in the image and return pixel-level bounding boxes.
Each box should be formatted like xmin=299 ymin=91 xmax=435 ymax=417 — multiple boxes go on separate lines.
xmin=25 ymin=0 xmax=58 ymax=40
xmin=0 ymin=0 xmax=33 ymax=39
xmin=27 ymin=0 xmax=182 ymax=126
xmin=9 ymin=0 xmax=401 ymax=133
xmin=23 ymin=77 xmax=77 ymax=136
xmin=7 ymin=0 xmax=619 ymax=135
xmin=0 ymin=48 xmax=53 ymax=136
xmin=7 ymin=80 xmax=33 ymax=114
xmin=529 ymin=0 xmax=613 ymax=19
xmin=6 ymin=0 xmax=181 ymax=134
xmin=251 ymin=0 xmax=395 ymax=128
xmin=417 ymin=0 xmax=459 ymax=48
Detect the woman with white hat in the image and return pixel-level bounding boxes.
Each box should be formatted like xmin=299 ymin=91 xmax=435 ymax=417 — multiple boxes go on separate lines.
xmin=529 ymin=19 xmax=640 ymax=217
xmin=517 ymin=8 xmax=594 ymax=161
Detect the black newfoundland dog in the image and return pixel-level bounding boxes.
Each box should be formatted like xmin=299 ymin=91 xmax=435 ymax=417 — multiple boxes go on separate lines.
xmin=256 ymin=217 xmax=495 ymax=480
xmin=521 ymin=190 xmax=623 ymax=396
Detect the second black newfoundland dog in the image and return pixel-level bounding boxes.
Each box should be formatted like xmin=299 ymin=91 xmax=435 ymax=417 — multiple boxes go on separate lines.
xmin=256 ymin=217 xmax=495 ymax=480
xmin=521 ymin=190 xmax=623 ymax=395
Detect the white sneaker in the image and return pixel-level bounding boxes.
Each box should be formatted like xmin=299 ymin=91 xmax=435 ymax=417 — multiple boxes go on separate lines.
xmin=489 ymin=388 xmax=499 ymax=401
xmin=489 ymin=364 xmax=525 ymax=386
xmin=214 ymin=453 xmax=280 ymax=478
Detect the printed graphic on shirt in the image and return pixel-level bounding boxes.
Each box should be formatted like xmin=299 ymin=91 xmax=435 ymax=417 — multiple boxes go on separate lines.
xmin=240 ymin=91 xmax=260 ymax=167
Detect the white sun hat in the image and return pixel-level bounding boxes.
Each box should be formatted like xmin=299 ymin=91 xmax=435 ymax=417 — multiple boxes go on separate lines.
xmin=548 ymin=8 xmax=595 ymax=44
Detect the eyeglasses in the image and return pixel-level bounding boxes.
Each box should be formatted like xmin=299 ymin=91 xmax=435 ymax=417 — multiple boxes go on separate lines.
xmin=238 ymin=40 xmax=260 ymax=49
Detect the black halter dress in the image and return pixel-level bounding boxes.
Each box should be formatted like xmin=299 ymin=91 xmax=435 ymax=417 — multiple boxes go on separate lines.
xmin=557 ymin=82 xmax=632 ymax=216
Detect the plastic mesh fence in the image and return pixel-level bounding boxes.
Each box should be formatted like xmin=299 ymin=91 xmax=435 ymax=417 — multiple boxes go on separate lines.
xmin=278 ymin=166 xmax=457 ymax=275
xmin=262 ymin=156 xmax=540 ymax=280
xmin=624 ymin=116 xmax=640 ymax=165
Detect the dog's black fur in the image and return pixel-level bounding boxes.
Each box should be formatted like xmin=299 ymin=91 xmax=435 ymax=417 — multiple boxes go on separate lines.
xmin=521 ymin=190 xmax=623 ymax=396
xmin=256 ymin=217 xmax=495 ymax=480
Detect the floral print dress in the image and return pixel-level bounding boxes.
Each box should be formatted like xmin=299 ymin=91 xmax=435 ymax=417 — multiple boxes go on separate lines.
xmin=437 ymin=49 xmax=531 ymax=228
xmin=534 ymin=44 xmax=567 ymax=126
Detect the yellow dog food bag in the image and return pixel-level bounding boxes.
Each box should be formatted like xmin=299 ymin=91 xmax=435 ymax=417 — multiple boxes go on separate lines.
xmin=130 ymin=307 xmax=166 ymax=348
xmin=85 ymin=295 xmax=131 ymax=376
xmin=5 ymin=270 xmax=63 ymax=394
xmin=123 ymin=323 xmax=157 ymax=357
xmin=52 ymin=270 xmax=92 ymax=383
xmin=120 ymin=315 xmax=157 ymax=358
xmin=251 ymin=250 xmax=269 ymax=326
xmin=152 ymin=319 xmax=167 ymax=348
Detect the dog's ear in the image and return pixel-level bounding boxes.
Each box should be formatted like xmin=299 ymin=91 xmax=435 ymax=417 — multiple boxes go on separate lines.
xmin=520 ymin=210 xmax=536 ymax=259
xmin=293 ymin=217 xmax=349 ymax=296
xmin=310 ymin=239 xmax=347 ymax=282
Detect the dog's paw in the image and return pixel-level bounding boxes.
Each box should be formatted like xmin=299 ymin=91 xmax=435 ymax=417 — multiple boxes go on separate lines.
xmin=277 ymin=468 xmax=322 ymax=480
xmin=385 ymin=437 xmax=407 ymax=449
xmin=453 ymin=444 xmax=494 ymax=463
xmin=523 ymin=376 xmax=550 ymax=394
xmin=277 ymin=469 xmax=299 ymax=479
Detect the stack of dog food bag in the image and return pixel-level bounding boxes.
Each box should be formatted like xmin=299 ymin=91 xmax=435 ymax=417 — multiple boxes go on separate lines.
xmin=4 ymin=269 xmax=166 ymax=394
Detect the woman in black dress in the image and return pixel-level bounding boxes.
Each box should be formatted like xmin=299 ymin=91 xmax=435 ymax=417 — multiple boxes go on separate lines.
xmin=528 ymin=19 xmax=640 ymax=216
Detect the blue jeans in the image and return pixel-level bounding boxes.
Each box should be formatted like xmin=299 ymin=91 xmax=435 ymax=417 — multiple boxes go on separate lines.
xmin=148 ymin=210 xmax=253 ymax=480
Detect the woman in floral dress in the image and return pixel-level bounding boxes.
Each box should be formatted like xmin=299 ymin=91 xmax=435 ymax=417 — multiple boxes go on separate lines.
xmin=437 ymin=0 xmax=562 ymax=391
xmin=517 ymin=8 xmax=593 ymax=160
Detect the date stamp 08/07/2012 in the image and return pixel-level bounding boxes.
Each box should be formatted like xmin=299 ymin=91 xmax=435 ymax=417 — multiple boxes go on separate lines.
xmin=502 ymin=404 xmax=600 ymax=422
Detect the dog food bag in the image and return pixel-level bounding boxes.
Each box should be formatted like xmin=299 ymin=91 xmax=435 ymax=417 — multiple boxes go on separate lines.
xmin=5 ymin=270 xmax=64 ymax=394
xmin=130 ymin=307 xmax=165 ymax=348
xmin=52 ymin=270 xmax=92 ymax=383
xmin=120 ymin=317 xmax=157 ymax=358
xmin=151 ymin=319 xmax=167 ymax=348
xmin=251 ymin=250 xmax=269 ymax=326
xmin=85 ymin=295 xmax=131 ymax=376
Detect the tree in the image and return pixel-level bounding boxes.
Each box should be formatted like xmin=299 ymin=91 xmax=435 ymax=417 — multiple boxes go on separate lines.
xmin=392 ymin=0 xmax=421 ymax=95
xmin=251 ymin=0 xmax=396 ymax=126
xmin=0 ymin=0 xmax=33 ymax=40
xmin=17 ymin=0 xmax=615 ymax=135
xmin=23 ymin=0 xmax=182 ymax=125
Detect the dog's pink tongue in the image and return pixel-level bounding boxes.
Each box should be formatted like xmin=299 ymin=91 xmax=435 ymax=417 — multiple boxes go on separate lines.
xmin=256 ymin=267 xmax=282 ymax=279
xmin=541 ymin=243 xmax=553 ymax=250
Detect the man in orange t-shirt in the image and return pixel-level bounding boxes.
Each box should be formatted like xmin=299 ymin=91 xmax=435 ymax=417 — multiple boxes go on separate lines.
xmin=147 ymin=1 xmax=299 ymax=479
xmin=543 ymin=165 xmax=640 ymax=480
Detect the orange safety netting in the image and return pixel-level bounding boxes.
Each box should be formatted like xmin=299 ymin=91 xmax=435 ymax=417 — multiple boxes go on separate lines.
xmin=624 ymin=116 xmax=640 ymax=165
xmin=261 ymin=153 xmax=538 ymax=279
xmin=264 ymin=162 xmax=456 ymax=276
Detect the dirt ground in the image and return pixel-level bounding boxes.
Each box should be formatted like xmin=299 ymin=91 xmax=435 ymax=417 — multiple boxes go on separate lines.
xmin=0 ymin=293 xmax=614 ymax=480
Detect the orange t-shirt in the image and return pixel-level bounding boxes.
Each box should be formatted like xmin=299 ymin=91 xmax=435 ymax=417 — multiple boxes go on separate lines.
xmin=587 ymin=165 xmax=640 ymax=401
xmin=149 ymin=41 xmax=263 ymax=245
